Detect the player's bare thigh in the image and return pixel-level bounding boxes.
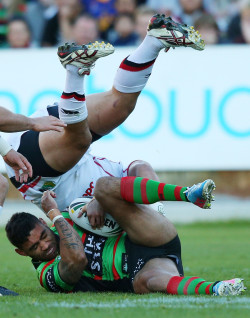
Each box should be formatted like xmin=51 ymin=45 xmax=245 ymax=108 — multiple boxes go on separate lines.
xmin=133 ymin=258 xmax=180 ymax=294
xmin=102 ymin=198 xmax=177 ymax=246
xmin=86 ymin=88 xmax=140 ymax=136
xmin=39 ymin=119 xmax=92 ymax=172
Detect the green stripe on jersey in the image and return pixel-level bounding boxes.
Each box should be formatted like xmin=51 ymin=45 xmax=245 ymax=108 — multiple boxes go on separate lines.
xmin=102 ymin=233 xmax=128 ymax=280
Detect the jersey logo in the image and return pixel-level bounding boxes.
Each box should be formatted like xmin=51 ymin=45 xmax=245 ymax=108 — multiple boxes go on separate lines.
xmin=83 ymin=182 xmax=94 ymax=196
xmin=39 ymin=181 xmax=56 ymax=192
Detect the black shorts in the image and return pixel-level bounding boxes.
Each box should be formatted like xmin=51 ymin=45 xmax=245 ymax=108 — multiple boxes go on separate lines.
xmin=12 ymin=105 xmax=103 ymax=181
xmin=125 ymin=235 xmax=184 ymax=283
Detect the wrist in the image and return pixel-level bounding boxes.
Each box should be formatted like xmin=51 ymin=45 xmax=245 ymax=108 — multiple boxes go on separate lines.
xmin=29 ymin=118 xmax=36 ymax=131
xmin=46 ymin=208 xmax=61 ymax=221
xmin=0 ymin=136 xmax=12 ymax=157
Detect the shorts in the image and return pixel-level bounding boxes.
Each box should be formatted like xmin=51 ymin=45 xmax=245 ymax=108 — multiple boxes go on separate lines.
xmin=15 ymin=105 xmax=103 ymax=178
xmin=125 ymin=235 xmax=184 ymax=284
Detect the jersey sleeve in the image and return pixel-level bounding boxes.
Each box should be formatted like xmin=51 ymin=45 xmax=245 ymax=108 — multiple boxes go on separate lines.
xmin=36 ymin=258 xmax=74 ymax=293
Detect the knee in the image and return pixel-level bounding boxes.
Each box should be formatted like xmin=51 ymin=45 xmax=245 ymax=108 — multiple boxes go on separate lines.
xmin=94 ymin=177 xmax=114 ymax=202
xmin=65 ymin=127 xmax=92 ymax=150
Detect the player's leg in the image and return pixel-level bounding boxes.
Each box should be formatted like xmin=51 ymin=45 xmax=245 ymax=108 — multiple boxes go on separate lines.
xmin=120 ymin=176 xmax=215 ymax=209
xmin=0 ymin=174 xmax=9 ymax=215
xmin=39 ymin=42 xmax=114 ymax=173
xmin=86 ymin=14 xmax=205 ymax=136
xmin=94 ymin=176 xmax=178 ymax=246
xmin=133 ymin=258 xmax=246 ymax=296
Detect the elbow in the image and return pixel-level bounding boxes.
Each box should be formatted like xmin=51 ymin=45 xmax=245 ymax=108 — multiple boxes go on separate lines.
xmin=70 ymin=253 xmax=88 ymax=272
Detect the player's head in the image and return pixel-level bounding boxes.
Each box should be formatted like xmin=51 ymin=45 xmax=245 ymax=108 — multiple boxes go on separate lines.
xmin=5 ymin=212 xmax=58 ymax=261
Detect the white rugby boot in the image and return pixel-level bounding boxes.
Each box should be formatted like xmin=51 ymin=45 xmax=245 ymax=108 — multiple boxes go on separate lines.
xmin=58 ymin=41 xmax=115 ymax=75
xmin=147 ymin=14 xmax=205 ymax=51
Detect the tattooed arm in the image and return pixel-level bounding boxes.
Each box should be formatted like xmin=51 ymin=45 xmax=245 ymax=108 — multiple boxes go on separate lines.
xmin=41 ymin=190 xmax=88 ymax=285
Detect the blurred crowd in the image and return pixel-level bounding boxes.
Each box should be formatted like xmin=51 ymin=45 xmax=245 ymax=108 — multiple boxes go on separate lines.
xmin=1 ymin=0 xmax=250 ymax=49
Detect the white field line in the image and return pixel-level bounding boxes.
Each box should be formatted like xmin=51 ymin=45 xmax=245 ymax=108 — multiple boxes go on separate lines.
xmin=32 ymin=296 xmax=250 ymax=309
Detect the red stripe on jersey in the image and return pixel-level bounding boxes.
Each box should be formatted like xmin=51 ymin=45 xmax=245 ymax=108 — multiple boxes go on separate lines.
xmin=205 ymin=283 xmax=213 ymax=294
xmin=158 ymin=183 xmax=165 ymax=200
xmin=120 ymin=58 xmax=155 ymax=72
xmin=19 ymin=176 xmax=42 ymax=193
xmin=93 ymin=159 xmax=115 ymax=176
xmin=174 ymin=186 xmax=182 ymax=201
xmin=183 ymin=277 xmax=199 ymax=295
xmin=61 ymin=93 xmax=85 ymax=101
xmin=195 ymin=281 xmax=204 ymax=294
xmin=94 ymin=275 xmax=102 ymax=280
xmin=112 ymin=234 xmax=123 ymax=280
xmin=140 ymin=178 xmax=150 ymax=204
xmin=81 ymin=232 xmax=86 ymax=244
xmin=40 ymin=258 xmax=55 ymax=287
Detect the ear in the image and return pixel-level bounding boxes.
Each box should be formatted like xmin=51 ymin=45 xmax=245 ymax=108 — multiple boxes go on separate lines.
xmin=15 ymin=248 xmax=28 ymax=256
xmin=39 ymin=218 xmax=47 ymax=226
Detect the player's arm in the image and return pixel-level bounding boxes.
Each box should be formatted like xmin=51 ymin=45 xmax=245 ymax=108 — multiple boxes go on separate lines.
xmin=0 ymin=173 xmax=9 ymax=212
xmin=127 ymin=160 xmax=160 ymax=181
xmin=0 ymin=135 xmax=32 ymax=182
xmin=41 ymin=191 xmax=88 ymax=285
xmin=0 ymin=106 xmax=66 ymax=132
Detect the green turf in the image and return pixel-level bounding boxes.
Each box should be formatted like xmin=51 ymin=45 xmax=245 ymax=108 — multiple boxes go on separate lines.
xmin=0 ymin=221 xmax=249 ymax=318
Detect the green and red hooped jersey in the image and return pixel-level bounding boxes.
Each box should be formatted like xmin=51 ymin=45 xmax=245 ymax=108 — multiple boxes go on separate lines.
xmin=34 ymin=211 xmax=129 ymax=292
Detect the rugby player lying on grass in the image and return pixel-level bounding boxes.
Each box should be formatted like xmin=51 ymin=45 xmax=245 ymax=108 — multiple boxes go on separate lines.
xmin=5 ymin=166 xmax=246 ymax=296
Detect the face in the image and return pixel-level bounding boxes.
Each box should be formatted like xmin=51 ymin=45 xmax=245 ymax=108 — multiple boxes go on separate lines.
xmin=180 ymin=0 xmax=202 ymax=14
xmin=115 ymin=16 xmax=134 ymax=37
xmin=136 ymin=13 xmax=153 ymax=40
xmin=115 ymin=0 xmax=136 ymax=14
xmin=73 ymin=17 xmax=99 ymax=45
xmin=241 ymin=9 xmax=250 ymax=43
xmin=7 ymin=20 xmax=30 ymax=48
xmin=198 ymin=26 xmax=218 ymax=44
xmin=16 ymin=222 xmax=59 ymax=261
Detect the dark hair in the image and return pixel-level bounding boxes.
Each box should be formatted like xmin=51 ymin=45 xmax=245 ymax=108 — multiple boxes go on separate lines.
xmin=194 ymin=13 xmax=219 ymax=31
xmin=8 ymin=15 xmax=31 ymax=32
xmin=5 ymin=212 xmax=41 ymax=248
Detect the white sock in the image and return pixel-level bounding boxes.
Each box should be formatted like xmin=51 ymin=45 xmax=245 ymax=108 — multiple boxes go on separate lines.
xmin=127 ymin=35 xmax=164 ymax=63
xmin=59 ymin=65 xmax=88 ymax=124
xmin=64 ymin=65 xmax=85 ymax=94
xmin=113 ymin=35 xmax=165 ymax=93
xmin=0 ymin=206 xmax=2 ymax=216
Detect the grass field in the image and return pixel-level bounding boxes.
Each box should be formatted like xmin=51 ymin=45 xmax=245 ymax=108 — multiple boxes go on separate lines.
xmin=0 ymin=221 xmax=249 ymax=318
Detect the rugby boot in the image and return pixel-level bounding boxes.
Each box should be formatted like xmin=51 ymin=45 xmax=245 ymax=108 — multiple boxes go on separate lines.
xmin=147 ymin=14 xmax=205 ymax=51
xmin=185 ymin=179 xmax=215 ymax=209
xmin=213 ymin=278 xmax=246 ymax=296
xmin=58 ymin=41 xmax=115 ymax=75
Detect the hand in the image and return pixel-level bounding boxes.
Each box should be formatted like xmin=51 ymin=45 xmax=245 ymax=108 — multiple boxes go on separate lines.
xmin=41 ymin=190 xmax=58 ymax=214
xmin=31 ymin=116 xmax=67 ymax=132
xmin=78 ymin=198 xmax=105 ymax=230
xmin=3 ymin=149 xmax=32 ymax=183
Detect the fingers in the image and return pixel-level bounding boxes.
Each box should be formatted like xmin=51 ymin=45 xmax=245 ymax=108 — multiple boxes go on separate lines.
xmin=49 ymin=116 xmax=67 ymax=131
xmin=88 ymin=215 xmax=103 ymax=230
xmin=77 ymin=205 xmax=87 ymax=218
xmin=21 ymin=157 xmax=33 ymax=178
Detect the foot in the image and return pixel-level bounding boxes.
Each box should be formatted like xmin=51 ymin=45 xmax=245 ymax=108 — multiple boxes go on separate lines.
xmin=147 ymin=14 xmax=205 ymax=51
xmin=213 ymin=278 xmax=246 ymax=296
xmin=0 ymin=285 xmax=19 ymax=296
xmin=185 ymin=179 xmax=215 ymax=209
xmin=58 ymin=41 xmax=115 ymax=75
